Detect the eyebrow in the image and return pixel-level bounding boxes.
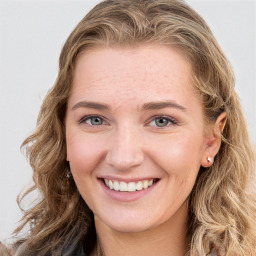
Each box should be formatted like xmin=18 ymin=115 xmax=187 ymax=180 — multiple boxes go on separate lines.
xmin=141 ymin=101 xmax=187 ymax=112
xmin=71 ymin=101 xmax=110 ymax=111
xmin=71 ymin=100 xmax=186 ymax=112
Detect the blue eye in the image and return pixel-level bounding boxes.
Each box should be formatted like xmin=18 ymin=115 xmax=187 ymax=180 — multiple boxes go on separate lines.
xmin=150 ymin=116 xmax=177 ymax=127
xmin=154 ymin=117 xmax=169 ymax=127
xmin=80 ymin=116 xmax=104 ymax=126
xmin=88 ymin=116 xmax=103 ymax=125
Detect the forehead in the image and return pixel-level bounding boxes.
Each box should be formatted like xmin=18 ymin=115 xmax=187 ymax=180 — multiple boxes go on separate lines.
xmin=70 ymin=44 xmax=197 ymax=108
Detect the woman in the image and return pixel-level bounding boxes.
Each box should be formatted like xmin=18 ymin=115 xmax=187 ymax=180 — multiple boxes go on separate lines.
xmin=10 ymin=0 xmax=256 ymax=255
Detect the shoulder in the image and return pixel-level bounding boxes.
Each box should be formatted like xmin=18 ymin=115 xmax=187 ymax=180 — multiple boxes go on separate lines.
xmin=3 ymin=240 xmax=87 ymax=256
xmin=0 ymin=242 xmax=13 ymax=256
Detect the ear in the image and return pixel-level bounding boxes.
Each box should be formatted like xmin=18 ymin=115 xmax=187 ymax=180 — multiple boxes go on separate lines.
xmin=201 ymin=112 xmax=226 ymax=167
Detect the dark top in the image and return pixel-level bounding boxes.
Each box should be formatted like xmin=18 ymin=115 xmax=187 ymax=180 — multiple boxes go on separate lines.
xmin=0 ymin=241 xmax=219 ymax=256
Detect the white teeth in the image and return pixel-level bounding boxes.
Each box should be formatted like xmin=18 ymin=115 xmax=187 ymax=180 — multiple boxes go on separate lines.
xmin=109 ymin=180 xmax=114 ymax=189
xmin=143 ymin=180 xmax=149 ymax=189
xmin=120 ymin=181 xmax=127 ymax=191
xmin=113 ymin=181 xmax=119 ymax=191
xmin=136 ymin=181 xmax=143 ymax=191
xmin=104 ymin=178 xmax=156 ymax=192
xmin=127 ymin=182 xmax=136 ymax=192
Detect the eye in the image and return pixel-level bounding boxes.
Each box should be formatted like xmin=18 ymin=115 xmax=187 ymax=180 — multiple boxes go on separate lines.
xmin=149 ymin=116 xmax=178 ymax=128
xmin=79 ymin=115 xmax=105 ymax=126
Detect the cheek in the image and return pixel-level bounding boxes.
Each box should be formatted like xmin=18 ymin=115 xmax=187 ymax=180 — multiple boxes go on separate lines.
xmin=147 ymin=132 xmax=204 ymax=174
xmin=66 ymin=133 xmax=105 ymax=210
xmin=66 ymin=133 xmax=106 ymax=175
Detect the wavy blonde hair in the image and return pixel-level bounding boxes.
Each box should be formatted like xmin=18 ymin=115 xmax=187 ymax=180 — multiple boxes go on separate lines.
xmin=13 ymin=0 xmax=256 ymax=255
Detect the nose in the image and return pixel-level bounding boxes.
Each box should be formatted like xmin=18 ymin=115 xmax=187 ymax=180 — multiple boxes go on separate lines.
xmin=105 ymin=126 xmax=144 ymax=171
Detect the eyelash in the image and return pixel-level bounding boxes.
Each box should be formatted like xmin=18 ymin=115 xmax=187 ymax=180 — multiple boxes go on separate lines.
xmin=147 ymin=115 xmax=178 ymax=128
xmin=79 ymin=115 xmax=108 ymax=126
xmin=78 ymin=115 xmax=179 ymax=128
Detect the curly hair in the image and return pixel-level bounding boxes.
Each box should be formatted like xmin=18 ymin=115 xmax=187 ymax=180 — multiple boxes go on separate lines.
xmin=13 ymin=0 xmax=256 ymax=255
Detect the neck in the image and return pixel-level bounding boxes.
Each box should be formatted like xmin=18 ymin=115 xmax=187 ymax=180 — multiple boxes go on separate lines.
xmin=93 ymin=203 xmax=189 ymax=256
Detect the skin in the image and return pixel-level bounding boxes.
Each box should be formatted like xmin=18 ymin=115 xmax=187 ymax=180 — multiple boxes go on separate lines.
xmin=65 ymin=44 xmax=226 ymax=256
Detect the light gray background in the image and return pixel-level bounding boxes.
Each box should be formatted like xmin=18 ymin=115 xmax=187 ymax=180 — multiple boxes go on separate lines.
xmin=0 ymin=0 xmax=255 ymax=241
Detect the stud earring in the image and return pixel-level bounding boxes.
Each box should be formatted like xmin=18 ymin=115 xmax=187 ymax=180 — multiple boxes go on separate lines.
xmin=207 ymin=157 xmax=212 ymax=163
xmin=66 ymin=163 xmax=73 ymax=180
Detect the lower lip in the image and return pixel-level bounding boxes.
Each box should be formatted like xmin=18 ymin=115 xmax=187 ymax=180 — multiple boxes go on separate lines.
xmin=99 ymin=179 xmax=158 ymax=202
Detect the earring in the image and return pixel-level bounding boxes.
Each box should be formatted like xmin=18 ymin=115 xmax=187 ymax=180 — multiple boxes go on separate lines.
xmin=66 ymin=163 xmax=73 ymax=180
xmin=207 ymin=157 xmax=212 ymax=163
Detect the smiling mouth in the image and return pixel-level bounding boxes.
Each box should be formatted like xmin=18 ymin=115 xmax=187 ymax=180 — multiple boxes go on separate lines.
xmin=103 ymin=178 xmax=159 ymax=192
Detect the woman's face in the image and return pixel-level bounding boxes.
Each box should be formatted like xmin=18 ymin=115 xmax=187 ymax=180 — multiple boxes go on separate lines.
xmin=65 ymin=45 xmax=213 ymax=233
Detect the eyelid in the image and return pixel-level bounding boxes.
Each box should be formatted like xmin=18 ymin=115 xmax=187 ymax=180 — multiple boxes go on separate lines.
xmin=79 ymin=115 xmax=109 ymax=126
xmin=78 ymin=114 xmax=179 ymax=128
xmin=146 ymin=115 xmax=179 ymax=127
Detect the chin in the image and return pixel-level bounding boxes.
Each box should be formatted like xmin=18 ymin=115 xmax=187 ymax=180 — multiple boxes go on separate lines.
xmin=105 ymin=220 xmax=155 ymax=233
xmin=94 ymin=207 xmax=163 ymax=234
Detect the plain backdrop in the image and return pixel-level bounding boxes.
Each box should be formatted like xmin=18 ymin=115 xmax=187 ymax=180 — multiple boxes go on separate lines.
xmin=0 ymin=0 xmax=255 ymax=242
